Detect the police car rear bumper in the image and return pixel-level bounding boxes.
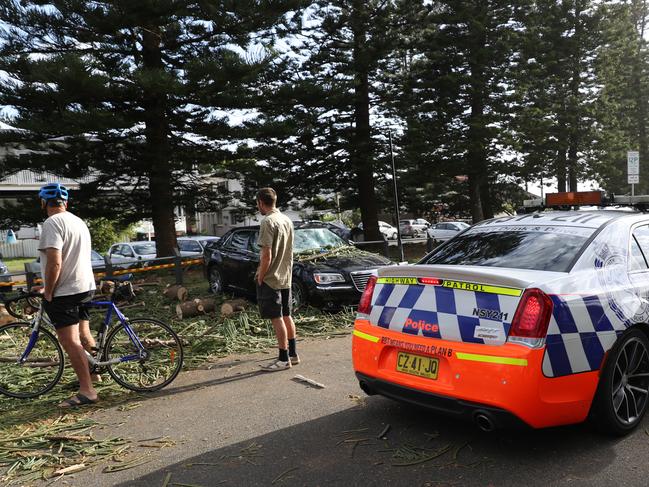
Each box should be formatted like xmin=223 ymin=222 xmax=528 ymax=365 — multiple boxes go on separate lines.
xmin=356 ymin=372 xmax=529 ymax=430
xmin=352 ymin=320 xmax=600 ymax=429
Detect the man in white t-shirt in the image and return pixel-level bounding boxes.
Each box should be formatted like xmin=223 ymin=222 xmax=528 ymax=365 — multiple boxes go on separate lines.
xmin=37 ymin=183 xmax=98 ymax=408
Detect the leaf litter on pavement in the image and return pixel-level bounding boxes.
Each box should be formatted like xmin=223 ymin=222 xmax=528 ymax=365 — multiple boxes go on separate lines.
xmin=0 ymin=272 xmax=357 ymax=484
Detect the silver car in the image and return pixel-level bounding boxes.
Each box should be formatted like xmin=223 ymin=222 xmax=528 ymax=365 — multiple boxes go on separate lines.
xmin=178 ymin=236 xmax=220 ymax=257
xmin=427 ymin=221 xmax=470 ymax=242
xmin=108 ymin=241 xmax=157 ymax=268
xmin=0 ymin=254 xmax=11 ymax=288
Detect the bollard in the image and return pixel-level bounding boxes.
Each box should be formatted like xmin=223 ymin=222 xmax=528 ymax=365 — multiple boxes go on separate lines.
xmin=103 ymin=254 xmax=114 ymax=280
xmin=173 ymin=248 xmax=183 ymax=285
xmin=24 ymin=261 xmax=38 ymax=290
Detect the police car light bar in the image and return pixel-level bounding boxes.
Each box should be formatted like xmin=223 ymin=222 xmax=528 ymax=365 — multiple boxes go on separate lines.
xmin=546 ymin=191 xmax=603 ymax=206
xmin=521 ymin=190 xmax=649 ymax=212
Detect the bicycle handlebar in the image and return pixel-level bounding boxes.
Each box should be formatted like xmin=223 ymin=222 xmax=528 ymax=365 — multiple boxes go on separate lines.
xmin=1 ymin=291 xmax=44 ymax=303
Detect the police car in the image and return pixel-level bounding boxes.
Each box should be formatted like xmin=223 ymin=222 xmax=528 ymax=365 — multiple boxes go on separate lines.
xmin=353 ymin=191 xmax=649 ymax=435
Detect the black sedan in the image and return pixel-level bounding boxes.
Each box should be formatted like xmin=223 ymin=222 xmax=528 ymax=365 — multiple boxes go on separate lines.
xmin=203 ymin=226 xmax=392 ymax=309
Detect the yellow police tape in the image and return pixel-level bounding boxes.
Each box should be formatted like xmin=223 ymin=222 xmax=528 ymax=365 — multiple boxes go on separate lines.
xmin=0 ymin=258 xmax=204 ymax=288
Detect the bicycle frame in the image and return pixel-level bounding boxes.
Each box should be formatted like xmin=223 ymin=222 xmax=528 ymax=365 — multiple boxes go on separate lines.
xmin=18 ymin=307 xmax=46 ymax=364
xmin=14 ymin=299 xmax=148 ymax=367
xmin=86 ymin=300 xmax=147 ymax=366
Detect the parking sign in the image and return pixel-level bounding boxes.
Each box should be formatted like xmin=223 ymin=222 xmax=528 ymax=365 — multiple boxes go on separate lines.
xmin=628 ymin=151 xmax=640 ymax=184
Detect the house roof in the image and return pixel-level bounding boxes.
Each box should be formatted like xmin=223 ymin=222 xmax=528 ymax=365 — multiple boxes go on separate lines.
xmin=0 ymin=170 xmax=84 ymax=192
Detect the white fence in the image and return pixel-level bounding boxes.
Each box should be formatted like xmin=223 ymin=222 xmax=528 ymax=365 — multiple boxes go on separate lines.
xmin=0 ymin=240 xmax=40 ymax=259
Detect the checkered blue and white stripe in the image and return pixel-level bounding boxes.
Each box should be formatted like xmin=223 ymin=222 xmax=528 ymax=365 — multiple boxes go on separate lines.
xmin=542 ymin=294 xmax=624 ymax=377
xmin=368 ymin=283 xmax=520 ymax=346
xmin=368 ymin=283 xmax=632 ymax=378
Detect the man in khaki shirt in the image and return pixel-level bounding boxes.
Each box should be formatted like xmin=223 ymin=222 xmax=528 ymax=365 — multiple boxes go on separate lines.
xmin=255 ymin=187 xmax=299 ymax=371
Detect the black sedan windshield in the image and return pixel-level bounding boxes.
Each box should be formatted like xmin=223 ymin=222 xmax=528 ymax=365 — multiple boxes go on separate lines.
xmin=294 ymin=228 xmax=347 ymax=254
xmin=421 ymin=228 xmax=590 ymax=272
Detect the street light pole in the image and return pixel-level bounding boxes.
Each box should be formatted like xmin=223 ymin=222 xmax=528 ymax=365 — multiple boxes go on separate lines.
xmin=389 ymin=131 xmax=405 ymax=262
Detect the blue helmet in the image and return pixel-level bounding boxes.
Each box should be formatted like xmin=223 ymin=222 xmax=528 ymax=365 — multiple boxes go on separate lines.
xmin=38 ymin=183 xmax=69 ymax=202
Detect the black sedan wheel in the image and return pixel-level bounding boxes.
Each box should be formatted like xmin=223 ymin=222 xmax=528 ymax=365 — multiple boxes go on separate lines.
xmin=291 ymin=280 xmax=307 ymax=311
xmin=591 ymin=328 xmax=649 ymax=435
xmin=208 ymin=266 xmax=224 ymax=294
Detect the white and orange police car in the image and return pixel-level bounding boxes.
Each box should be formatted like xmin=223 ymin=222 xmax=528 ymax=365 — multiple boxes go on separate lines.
xmin=352 ymin=192 xmax=649 ymax=435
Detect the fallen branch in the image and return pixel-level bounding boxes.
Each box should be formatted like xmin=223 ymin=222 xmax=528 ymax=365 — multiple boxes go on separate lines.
xmin=293 ymin=374 xmax=326 ymax=389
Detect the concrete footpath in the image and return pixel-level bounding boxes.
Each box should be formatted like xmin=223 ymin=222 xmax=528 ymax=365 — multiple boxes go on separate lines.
xmin=60 ymin=334 xmax=649 ymax=487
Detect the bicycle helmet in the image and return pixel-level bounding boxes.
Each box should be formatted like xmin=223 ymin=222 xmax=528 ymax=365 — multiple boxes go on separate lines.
xmin=38 ymin=183 xmax=69 ymax=202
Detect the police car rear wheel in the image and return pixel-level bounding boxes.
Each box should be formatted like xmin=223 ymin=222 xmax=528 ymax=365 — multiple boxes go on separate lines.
xmin=591 ymin=328 xmax=649 ymax=435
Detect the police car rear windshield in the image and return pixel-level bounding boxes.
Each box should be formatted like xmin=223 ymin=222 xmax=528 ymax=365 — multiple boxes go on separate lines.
xmin=421 ymin=226 xmax=593 ymax=272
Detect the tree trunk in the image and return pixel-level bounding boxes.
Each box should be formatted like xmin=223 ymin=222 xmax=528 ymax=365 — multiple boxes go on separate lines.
xmin=480 ymin=178 xmax=494 ymax=219
xmin=141 ymin=25 xmax=177 ymax=257
xmin=469 ymin=175 xmax=484 ymax=223
xmin=567 ymin=0 xmax=582 ymax=193
xmin=556 ymin=149 xmax=567 ymax=192
xmin=466 ymin=4 xmax=489 ymax=223
xmin=351 ymin=0 xmax=380 ymax=241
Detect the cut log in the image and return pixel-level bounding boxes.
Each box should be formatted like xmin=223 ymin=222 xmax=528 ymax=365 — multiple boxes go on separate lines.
xmin=0 ymin=305 xmax=13 ymax=326
xmin=193 ymin=298 xmax=216 ymax=313
xmin=99 ymin=280 xmax=115 ymax=295
xmin=220 ymin=299 xmax=249 ymax=317
xmin=176 ymin=301 xmax=204 ymax=319
xmin=164 ymin=284 xmax=188 ymax=302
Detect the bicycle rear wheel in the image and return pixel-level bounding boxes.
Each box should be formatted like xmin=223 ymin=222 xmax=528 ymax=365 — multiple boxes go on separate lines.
xmin=0 ymin=322 xmax=65 ymax=398
xmin=105 ymin=318 xmax=183 ymax=392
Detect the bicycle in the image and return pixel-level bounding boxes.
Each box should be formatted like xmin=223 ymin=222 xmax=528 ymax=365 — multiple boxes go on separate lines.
xmin=0 ymin=283 xmax=184 ymax=399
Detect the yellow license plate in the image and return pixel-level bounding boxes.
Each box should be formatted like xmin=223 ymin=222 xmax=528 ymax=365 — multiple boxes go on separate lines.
xmin=396 ymin=352 xmax=439 ymax=380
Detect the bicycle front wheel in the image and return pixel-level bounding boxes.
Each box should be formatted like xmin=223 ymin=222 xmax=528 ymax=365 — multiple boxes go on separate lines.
xmin=0 ymin=322 xmax=65 ymax=398
xmin=105 ymin=318 xmax=183 ymax=392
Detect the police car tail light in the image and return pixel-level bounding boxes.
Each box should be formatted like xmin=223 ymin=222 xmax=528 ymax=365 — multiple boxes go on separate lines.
xmin=509 ymin=288 xmax=553 ymax=339
xmin=358 ymin=275 xmax=378 ymax=315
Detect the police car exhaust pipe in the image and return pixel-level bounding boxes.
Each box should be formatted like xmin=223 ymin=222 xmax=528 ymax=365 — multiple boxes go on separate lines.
xmin=473 ymin=411 xmax=496 ymax=432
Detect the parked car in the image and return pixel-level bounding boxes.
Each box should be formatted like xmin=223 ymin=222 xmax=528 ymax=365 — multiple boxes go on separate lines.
xmin=293 ymin=221 xmax=352 ymax=241
xmin=414 ymin=218 xmax=431 ymax=228
xmin=353 ymin=202 xmax=649 ymax=434
xmin=0 ymin=253 xmax=11 ymax=290
xmin=426 ymin=221 xmax=470 ymax=242
xmin=108 ymin=241 xmax=157 ymax=268
xmin=355 ymin=221 xmax=398 ymax=240
xmin=399 ymin=219 xmax=427 ymax=238
xmin=177 ymin=236 xmax=220 ymax=257
xmin=31 ymin=250 xmax=106 ymax=274
xmin=204 ymin=226 xmax=392 ymax=309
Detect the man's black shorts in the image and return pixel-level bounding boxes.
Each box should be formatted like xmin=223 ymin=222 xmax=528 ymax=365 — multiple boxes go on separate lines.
xmin=43 ymin=291 xmax=95 ymax=329
xmin=256 ymin=282 xmax=292 ymax=319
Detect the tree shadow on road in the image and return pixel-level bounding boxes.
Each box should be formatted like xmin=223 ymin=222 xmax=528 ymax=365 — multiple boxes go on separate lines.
xmin=114 ymin=397 xmax=622 ymax=487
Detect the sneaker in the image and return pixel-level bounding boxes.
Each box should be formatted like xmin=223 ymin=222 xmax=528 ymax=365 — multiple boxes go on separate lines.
xmin=260 ymin=359 xmax=291 ymax=372
xmin=289 ymin=354 xmax=300 ymax=365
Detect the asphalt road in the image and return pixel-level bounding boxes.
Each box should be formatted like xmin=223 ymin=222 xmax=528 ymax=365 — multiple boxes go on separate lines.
xmin=65 ymin=334 xmax=649 ymax=487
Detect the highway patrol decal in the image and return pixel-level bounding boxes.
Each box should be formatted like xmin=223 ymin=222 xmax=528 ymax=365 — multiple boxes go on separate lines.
xmin=369 ymin=280 xmax=520 ymax=346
